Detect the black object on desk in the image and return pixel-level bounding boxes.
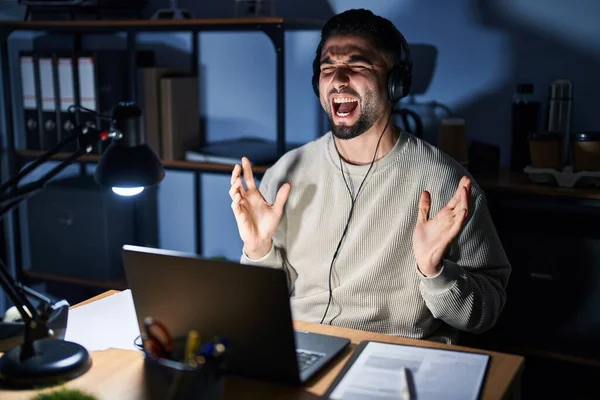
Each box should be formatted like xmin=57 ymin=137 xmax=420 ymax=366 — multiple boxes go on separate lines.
xmin=0 ymin=101 xmax=164 ymax=388
xmin=141 ymin=321 xmax=229 ymax=400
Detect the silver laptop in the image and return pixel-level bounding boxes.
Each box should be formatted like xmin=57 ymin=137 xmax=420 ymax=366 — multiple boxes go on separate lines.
xmin=122 ymin=245 xmax=350 ymax=385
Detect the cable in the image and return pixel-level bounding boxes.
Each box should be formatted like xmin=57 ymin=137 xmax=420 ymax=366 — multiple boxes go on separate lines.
xmin=319 ymin=111 xmax=393 ymax=325
xmin=67 ymin=105 xmax=113 ymax=121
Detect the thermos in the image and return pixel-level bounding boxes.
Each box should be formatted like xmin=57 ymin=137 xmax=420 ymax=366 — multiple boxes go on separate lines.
xmin=546 ymin=79 xmax=572 ymax=168
xmin=510 ymin=83 xmax=540 ymax=170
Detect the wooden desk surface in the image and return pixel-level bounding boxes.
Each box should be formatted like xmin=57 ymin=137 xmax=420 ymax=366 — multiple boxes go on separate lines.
xmin=476 ymin=168 xmax=600 ymax=200
xmin=0 ymin=291 xmax=525 ymax=400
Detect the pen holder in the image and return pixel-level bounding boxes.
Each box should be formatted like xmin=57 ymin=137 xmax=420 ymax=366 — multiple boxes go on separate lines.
xmin=143 ymin=336 xmax=229 ymax=400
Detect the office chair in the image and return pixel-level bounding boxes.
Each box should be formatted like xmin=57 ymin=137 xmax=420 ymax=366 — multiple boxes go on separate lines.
xmin=392 ymin=108 xmax=424 ymax=139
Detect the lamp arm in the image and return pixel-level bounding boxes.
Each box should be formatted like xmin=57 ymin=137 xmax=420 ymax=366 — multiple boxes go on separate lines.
xmin=0 ymin=119 xmax=109 ymax=339
xmin=0 ymin=125 xmax=111 ymax=217
xmin=0 ymin=127 xmax=80 ymax=195
xmin=0 ymin=258 xmax=34 ymax=326
xmin=0 ymin=149 xmax=87 ymax=216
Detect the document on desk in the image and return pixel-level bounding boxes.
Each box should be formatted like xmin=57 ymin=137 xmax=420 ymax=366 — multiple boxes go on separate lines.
xmin=64 ymin=289 xmax=141 ymax=352
xmin=328 ymin=341 xmax=489 ymax=400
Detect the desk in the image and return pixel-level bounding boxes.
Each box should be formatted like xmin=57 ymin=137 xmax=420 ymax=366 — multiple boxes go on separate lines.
xmin=476 ymin=168 xmax=600 ymax=200
xmin=0 ymin=291 xmax=524 ymax=399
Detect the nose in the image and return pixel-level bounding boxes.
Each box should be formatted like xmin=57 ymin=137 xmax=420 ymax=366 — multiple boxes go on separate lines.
xmin=331 ymin=67 xmax=350 ymax=92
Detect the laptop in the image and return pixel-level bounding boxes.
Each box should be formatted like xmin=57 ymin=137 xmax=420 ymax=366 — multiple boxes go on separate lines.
xmin=122 ymin=244 xmax=350 ymax=385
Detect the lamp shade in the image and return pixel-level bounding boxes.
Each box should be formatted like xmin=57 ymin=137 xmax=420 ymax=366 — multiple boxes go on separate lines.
xmin=95 ymin=142 xmax=165 ymax=189
xmin=94 ymin=101 xmax=165 ymax=191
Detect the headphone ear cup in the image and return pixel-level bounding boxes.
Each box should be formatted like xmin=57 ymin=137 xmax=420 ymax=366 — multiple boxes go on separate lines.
xmin=312 ymin=55 xmax=321 ymax=98
xmin=387 ymin=64 xmax=407 ymax=103
xmin=312 ymin=72 xmax=319 ymax=97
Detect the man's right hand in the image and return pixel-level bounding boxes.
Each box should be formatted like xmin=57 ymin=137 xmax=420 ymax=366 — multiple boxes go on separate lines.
xmin=229 ymin=157 xmax=291 ymax=260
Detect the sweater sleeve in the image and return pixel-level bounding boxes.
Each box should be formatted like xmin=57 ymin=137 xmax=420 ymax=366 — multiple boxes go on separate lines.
xmin=417 ymin=189 xmax=511 ymax=334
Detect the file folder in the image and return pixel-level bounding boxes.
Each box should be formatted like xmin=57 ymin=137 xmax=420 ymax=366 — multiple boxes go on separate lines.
xmin=76 ymin=53 xmax=100 ymax=152
xmin=19 ymin=52 xmax=40 ymax=150
xmin=75 ymin=50 xmax=155 ymax=154
xmin=38 ymin=54 xmax=59 ymax=150
xmin=57 ymin=54 xmax=77 ymax=150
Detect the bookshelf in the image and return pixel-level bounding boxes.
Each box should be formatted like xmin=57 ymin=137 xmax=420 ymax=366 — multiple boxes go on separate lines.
xmin=0 ymin=17 xmax=323 ymax=293
xmin=16 ymin=150 xmax=271 ymax=174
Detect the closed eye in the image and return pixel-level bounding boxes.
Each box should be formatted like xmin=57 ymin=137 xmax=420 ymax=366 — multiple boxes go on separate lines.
xmin=350 ymin=64 xmax=369 ymax=71
xmin=321 ymin=64 xmax=369 ymax=74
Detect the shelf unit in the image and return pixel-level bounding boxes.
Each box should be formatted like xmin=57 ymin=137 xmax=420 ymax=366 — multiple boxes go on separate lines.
xmin=0 ymin=17 xmax=323 ymax=292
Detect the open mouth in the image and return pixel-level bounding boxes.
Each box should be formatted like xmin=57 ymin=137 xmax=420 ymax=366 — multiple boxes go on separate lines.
xmin=332 ymin=97 xmax=359 ymax=119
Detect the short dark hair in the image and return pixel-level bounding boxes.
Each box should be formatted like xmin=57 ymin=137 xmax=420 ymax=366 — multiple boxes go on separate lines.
xmin=314 ymin=9 xmax=407 ymax=69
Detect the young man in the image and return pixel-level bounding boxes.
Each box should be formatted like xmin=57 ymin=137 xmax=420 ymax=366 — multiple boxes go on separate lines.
xmin=229 ymin=9 xmax=510 ymax=344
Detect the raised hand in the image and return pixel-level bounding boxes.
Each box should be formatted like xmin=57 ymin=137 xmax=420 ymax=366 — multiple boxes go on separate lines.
xmin=412 ymin=176 xmax=471 ymax=276
xmin=229 ymin=157 xmax=291 ymax=259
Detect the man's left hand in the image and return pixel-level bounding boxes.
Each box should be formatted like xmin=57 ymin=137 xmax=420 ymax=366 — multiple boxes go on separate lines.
xmin=412 ymin=176 xmax=472 ymax=277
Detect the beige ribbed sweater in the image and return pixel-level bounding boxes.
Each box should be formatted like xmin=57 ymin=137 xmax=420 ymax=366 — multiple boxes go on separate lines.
xmin=240 ymin=130 xmax=511 ymax=344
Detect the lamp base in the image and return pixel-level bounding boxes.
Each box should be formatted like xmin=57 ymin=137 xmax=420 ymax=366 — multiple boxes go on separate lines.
xmin=0 ymin=338 xmax=92 ymax=388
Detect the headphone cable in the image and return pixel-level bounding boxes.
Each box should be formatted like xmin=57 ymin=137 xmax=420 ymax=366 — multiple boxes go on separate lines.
xmin=319 ymin=111 xmax=393 ymax=325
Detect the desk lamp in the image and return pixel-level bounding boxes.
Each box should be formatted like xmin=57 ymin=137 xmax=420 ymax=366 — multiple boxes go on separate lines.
xmin=0 ymin=101 xmax=164 ymax=388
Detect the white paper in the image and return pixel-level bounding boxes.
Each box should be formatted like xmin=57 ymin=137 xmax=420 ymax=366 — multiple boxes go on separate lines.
xmin=329 ymin=341 xmax=489 ymax=400
xmin=64 ymin=290 xmax=141 ymax=352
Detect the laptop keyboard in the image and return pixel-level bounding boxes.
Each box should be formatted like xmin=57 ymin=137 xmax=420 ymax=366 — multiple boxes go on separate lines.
xmin=296 ymin=349 xmax=326 ymax=371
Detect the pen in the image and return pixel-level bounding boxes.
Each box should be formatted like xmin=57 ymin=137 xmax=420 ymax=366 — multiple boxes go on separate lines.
xmin=401 ymin=367 xmax=412 ymax=400
xmin=183 ymin=329 xmax=200 ymax=366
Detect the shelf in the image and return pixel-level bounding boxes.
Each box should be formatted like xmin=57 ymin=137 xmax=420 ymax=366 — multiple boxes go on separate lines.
xmin=476 ymin=168 xmax=600 ymax=201
xmin=0 ymin=17 xmax=324 ymax=33
xmin=16 ymin=149 xmax=270 ymax=174
xmin=22 ymin=269 xmax=128 ymax=290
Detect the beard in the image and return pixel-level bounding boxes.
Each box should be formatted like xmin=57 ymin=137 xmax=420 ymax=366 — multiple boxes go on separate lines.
xmin=325 ymin=89 xmax=381 ymax=140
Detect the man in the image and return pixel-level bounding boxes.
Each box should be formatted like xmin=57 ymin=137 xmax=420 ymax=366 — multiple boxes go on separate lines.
xmin=228 ymin=8 xmax=510 ymax=344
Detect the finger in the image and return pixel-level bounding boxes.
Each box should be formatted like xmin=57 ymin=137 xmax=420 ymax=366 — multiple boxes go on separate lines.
xmin=461 ymin=186 xmax=470 ymax=218
xmin=447 ymin=176 xmax=469 ymax=209
xmin=228 ymin=177 xmax=246 ymax=200
xmin=448 ymin=208 xmax=468 ymax=239
xmin=231 ymin=192 xmax=242 ymax=213
xmin=417 ymin=191 xmax=431 ymax=224
xmin=464 ymin=177 xmax=472 ymax=205
xmin=451 ymin=186 xmax=469 ymax=219
xmin=241 ymin=157 xmax=257 ymax=190
xmin=446 ymin=186 xmax=462 ymax=209
xmin=272 ymin=183 xmax=291 ymax=216
xmin=230 ymin=164 xmax=241 ymax=185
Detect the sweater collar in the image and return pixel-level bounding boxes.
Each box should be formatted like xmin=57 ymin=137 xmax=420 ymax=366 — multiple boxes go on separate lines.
xmin=325 ymin=127 xmax=408 ymax=177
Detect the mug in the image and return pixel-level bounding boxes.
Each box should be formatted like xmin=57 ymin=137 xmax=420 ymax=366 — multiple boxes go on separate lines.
xmin=438 ymin=118 xmax=468 ymax=164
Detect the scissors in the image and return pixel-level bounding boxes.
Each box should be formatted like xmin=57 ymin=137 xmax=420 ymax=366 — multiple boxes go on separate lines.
xmin=142 ymin=316 xmax=173 ymax=359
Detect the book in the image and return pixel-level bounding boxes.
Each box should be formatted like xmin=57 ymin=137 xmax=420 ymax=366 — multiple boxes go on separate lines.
xmin=184 ymin=137 xmax=303 ymax=166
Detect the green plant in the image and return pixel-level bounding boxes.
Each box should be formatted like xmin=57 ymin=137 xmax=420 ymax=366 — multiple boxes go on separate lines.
xmin=31 ymin=387 xmax=98 ymax=400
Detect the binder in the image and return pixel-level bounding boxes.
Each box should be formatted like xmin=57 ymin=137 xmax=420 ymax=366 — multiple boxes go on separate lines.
xmin=56 ymin=53 xmax=77 ymax=150
xmin=138 ymin=67 xmax=188 ymax=158
xmin=19 ymin=52 xmax=40 ymax=150
xmin=37 ymin=54 xmax=59 ymax=150
xmin=160 ymin=75 xmax=200 ymax=161
xmin=76 ymin=53 xmax=100 ymax=152
xmin=75 ymin=50 xmax=155 ymax=154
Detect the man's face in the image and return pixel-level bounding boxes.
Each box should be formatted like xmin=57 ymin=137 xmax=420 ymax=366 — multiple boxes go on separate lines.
xmin=318 ymin=34 xmax=390 ymax=140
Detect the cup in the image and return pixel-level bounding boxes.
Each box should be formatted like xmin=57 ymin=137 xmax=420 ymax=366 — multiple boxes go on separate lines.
xmin=572 ymin=131 xmax=600 ymax=172
xmin=528 ymin=132 xmax=562 ymax=170
xmin=438 ymin=118 xmax=468 ymax=164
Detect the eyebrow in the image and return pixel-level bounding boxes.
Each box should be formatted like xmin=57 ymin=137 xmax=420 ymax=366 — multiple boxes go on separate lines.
xmin=320 ymin=54 xmax=374 ymax=66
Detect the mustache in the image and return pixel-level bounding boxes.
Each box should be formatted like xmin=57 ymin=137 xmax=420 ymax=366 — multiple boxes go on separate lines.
xmin=328 ymin=88 xmax=360 ymax=99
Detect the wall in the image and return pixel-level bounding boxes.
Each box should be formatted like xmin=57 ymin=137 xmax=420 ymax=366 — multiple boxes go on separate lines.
xmin=0 ymin=1 xmax=599 ymax=309
xmin=151 ymin=0 xmax=600 ymax=260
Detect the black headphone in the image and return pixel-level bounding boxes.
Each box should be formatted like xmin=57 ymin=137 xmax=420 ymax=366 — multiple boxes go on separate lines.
xmin=311 ymin=31 xmax=413 ymax=104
